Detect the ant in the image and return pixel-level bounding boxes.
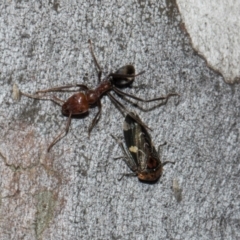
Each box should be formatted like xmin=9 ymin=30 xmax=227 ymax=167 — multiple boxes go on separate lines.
xmin=20 ymin=40 xmax=178 ymax=152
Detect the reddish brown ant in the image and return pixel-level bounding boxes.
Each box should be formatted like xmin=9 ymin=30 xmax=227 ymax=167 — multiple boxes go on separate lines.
xmin=20 ymin=40 xmax=178 ymax=152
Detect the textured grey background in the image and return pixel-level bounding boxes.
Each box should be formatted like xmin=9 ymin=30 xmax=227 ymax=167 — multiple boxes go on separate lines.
xmin=0 ymin=1 xmax=239 ymax=240
xmin=177 ymin=0 xmax=240 ymax=84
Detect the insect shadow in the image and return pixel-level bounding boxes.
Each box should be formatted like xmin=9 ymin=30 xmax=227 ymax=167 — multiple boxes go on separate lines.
xmin=20 ymin=40 xmax=179 ymax=152
xmin=112 ymin=112 xmax=175 ymax=183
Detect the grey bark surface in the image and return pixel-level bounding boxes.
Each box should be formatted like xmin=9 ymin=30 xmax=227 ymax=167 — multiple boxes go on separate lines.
xmin=0 ymin=1 xmax=239 ymax=240
xmin=176 ymin=0 xmax=240 ymax=84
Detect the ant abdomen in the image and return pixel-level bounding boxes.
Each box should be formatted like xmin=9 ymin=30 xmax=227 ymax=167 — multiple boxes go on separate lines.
xmin=62 ymin=93 xmax=89 ymax=116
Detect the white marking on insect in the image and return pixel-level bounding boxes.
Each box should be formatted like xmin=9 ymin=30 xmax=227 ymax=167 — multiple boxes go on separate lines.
xmin=129 ymin=146 xmax=138 ymax=153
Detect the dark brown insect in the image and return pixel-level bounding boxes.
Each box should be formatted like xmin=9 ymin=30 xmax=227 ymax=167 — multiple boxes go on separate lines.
xmin=112 ymin=112 xmax=175 ymax=182
xmin=20 ymin=40 xmax=178 ymax=151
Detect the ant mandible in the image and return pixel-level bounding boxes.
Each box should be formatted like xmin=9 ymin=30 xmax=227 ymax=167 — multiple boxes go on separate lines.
xmin=21 ymin=40 xmax=178 ymax=152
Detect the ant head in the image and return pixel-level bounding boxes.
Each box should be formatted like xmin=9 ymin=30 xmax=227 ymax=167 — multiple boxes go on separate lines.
xmin=111 ymin=65 xmax=135 ymax=87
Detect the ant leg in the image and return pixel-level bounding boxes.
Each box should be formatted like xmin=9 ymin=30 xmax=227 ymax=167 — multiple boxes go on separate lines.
xmin=47 ymin=112 xmax=72 ymax=152
xmin=98 ymin=71 xmax=102 ymax=83
xmin=88 ymin=39 xmax=102 ymax=82
xmin=87 ymin=100 xmax=102 ymax=137
xmin=113 ymin=156 xmax=126 ymax=160
xmin=20 ymin=91 xmax=64 ymax=106
xmin=107 ymin=93 xmax=151 ymax=131
xmin=113 ymin=86 xmax=179 ymax=103
xmin=36 ymin=84 xmax=89 ymax=94
xmin=117 ymin=172 xmax=138 ymax=181
xmin=52 ymin=96 xmax=65 ymax=105
xmin=162 ymin=161 xmax=175 ymax=166
xmin=88 ymin=39 xmax=102 ymax=71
